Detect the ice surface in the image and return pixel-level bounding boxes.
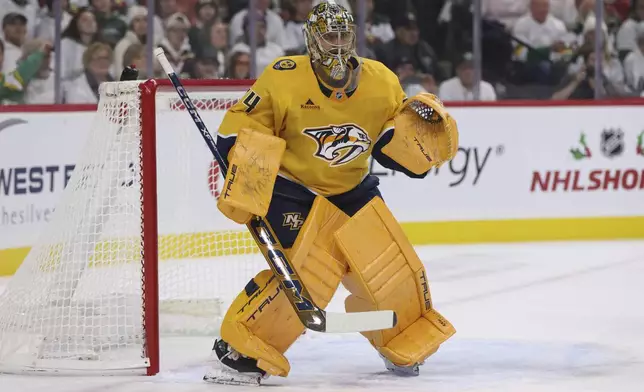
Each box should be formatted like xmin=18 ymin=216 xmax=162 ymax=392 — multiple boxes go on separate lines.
xmin=2 ymin=240 xmax=644 ymax=392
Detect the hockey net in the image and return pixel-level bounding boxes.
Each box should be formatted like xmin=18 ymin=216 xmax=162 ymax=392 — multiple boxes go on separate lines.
xmin=0 ymin=80 xmax=264 ymax=374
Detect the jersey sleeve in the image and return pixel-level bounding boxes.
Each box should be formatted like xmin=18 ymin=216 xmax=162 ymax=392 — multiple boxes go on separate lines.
xmin=217 ymin=71 xmax=279 ymax=164
xmin=380 ymin=72 xmax=407 ymax=134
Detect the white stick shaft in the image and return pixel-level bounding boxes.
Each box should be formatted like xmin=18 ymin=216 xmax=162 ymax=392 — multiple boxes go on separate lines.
xmin=154 ymin=48 xmax=174 ymax=75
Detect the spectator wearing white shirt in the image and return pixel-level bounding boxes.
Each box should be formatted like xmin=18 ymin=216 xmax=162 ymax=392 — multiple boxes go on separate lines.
xmin=568 ymin=16 xmax=625 ymax=93
xmin=60 ymin=8 xmax=98 ymax=81
xmin=439 ymin=53 xmax=497 ymax=101
xmin=113 ymin=6 xmax=150 ymax=76
xmin=283 ymin=0 xmax=313 ymax=54
xmin=0 ymin=0 xmax=38 ymax=39
xmin=35 ymin=0 xmax=73 ymax=42
xmin=229 ymin=10 xmax=284 ymax=77
xmin=349 ymin=0 xmax=394 ymax=45
xmin=153 ymin=0 xmax=179 ymax=43
xmin=616 ymin=0 xmax=644 ymax=59
xmin=512 ymin=0 xmax=569 ymax=61
xmin=228 ymin=0 xmax=285 ymax=47
xmin=548 ymin=0 xmax=578 ymax=30
xmin=623 ymin=27 xmax=644 ymax=94
xmin=482 ymin=0 xmax=530 ymax=29
xmin=1 ymin=13 xmax=27 ymax=74
xmin=64 ymin=41 xmax=114 ymax=103
xmin=157 ymin=12 xmax=194 ymax=76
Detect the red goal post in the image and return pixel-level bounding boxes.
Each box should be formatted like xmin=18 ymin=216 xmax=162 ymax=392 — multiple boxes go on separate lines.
xmin=0 ymin=79 xmax=261 ymax=376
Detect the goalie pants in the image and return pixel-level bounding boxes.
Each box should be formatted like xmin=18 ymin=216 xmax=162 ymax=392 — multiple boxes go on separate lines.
xmin=219 ymin=175 xmax=455 ymax=377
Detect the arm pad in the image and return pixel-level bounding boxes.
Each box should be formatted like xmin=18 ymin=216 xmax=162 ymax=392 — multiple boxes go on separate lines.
xmin=381 ymin=93 xmax=459 ymax=175
xmin=217 ymin=128 xmax=286 ymax=224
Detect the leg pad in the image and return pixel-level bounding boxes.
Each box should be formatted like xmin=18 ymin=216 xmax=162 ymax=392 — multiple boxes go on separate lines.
xmin=335 ymin=197 xmax=455 ymax=367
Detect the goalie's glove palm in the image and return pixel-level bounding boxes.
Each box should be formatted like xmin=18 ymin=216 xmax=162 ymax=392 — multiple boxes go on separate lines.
xmin=385 ymin=93 xmax=459 ymax=174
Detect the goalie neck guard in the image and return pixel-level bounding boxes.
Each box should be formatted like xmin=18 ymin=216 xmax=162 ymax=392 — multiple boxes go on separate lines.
xmin=303 ymin=0 xmax=357 ymax=85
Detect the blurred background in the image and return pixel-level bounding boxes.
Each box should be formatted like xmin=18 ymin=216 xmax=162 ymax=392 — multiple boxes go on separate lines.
xmin=0 ymin=0 xmax=643 ymax=104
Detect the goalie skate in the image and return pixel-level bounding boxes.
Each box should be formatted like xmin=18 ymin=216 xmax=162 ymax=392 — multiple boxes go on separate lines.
xmin=380 ymin=353 xmax=421 ymax=377
xmin=203 ymin=339 xmax=266 ymax=386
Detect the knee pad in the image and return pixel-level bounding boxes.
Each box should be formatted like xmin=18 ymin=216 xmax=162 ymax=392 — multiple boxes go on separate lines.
xmin=220 ymin=196 xmax=349 ymax=377
xmin=335 ymin=197 xmax=456 ymax=367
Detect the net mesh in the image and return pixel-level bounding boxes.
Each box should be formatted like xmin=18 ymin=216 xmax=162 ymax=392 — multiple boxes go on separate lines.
xmin=0 ymin=81 xmax=263 ymax=373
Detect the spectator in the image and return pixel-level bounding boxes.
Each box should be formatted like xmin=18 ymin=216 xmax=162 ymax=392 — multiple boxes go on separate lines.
xmin=229 ymin=10 xmax=283 ymax=77
xmin=283 ymin=0 xmax=313 ymax=55
xmin=225 ymin=46 xmax=250 ymax=79
xmin=21 ymin=38 xmax=54 ymax=103
xmin=0 ymin=38 xmax=50 ymax=103
xmin=60 ymin=7 xmax=98 ymax=81
xmin=157 ymin=12 xmax=194 ymax=76
xmin=569 ymin=16 xmax=626 ymax=93
xmin=113 ymin=5 xmax=151 ymax=75
xmin=482 ymin=0 xmax=530 ymax=29
xmin=186 ymin=46 xmax=219 ymax=78
xmin=64 ymin=41 xmax=114 ymax=103
xmin=549 ymin=0 xmax=578 ymax=30
xmin=623 ymin=27 xmax=644 ymax=94
xmin=200 ymin=19 xmax=228 ymax=76
xmin=616 ymin=0 xmax=644 ymax=59
xmin=0 ymin=0 xmax=38 ymax=38
xmin=1 ymin=13 xmax=27 ymax=74
xmin=90 ymin=0 xmax=127 ymax=47
xmin=35 ymin=0 xmax=73 ymax=42
xmin=188 ymin=0 xmax=219 ymax=50
xmin=152 ymin=0 xmax=179 ymax=41
xmin=376 ymin=12 xmax=438 ymax=78
xmin=551 ymin=50 xmax=623 ymax=99
xmin=351 ymin=0 xmax=394 ymax=45
xmin=121 ymin=43 xmax=148 ymax=78
xmin=228 ymin=0 xmax=285 ymax=47
xmin=394 ymin=56 xmax=438 ymax=97
xmin=512 ymin=0 xmax=569 ymax=64
xmin=438 ymin=52 xmax=497 ymax=101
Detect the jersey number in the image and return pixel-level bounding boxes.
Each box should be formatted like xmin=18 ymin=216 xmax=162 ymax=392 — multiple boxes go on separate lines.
xmin=242 ymin=90 xmax=261 ymax=113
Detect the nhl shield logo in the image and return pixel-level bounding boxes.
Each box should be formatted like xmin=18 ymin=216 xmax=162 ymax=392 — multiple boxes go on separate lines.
xmin=600 ymin=128 xmax=624 ymax=158
xmin=303 ymin=124 xmax=371 ymax=166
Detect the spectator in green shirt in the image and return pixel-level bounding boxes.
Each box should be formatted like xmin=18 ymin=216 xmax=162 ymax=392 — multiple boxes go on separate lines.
xmin=0 ymin=38 xmax=51 ymax=104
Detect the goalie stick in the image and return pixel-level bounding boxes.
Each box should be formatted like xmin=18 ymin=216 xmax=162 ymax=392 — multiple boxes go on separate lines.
xmin=154 ymin=48 xmax=396 ymax=334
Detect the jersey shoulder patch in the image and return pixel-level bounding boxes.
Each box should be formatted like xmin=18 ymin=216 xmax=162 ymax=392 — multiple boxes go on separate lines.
xmin=273 ymin=58 xmax=297 ymax=71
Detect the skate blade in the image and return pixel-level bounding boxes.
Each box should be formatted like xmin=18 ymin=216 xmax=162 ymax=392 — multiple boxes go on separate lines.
xmin=203 ymin=368 xmax=262 ymax=386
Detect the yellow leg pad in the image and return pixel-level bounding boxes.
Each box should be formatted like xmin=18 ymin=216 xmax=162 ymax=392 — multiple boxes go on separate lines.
xmin=220 ymin=269 xmax=298 ymax=377
xmin=377 ymin=309 xmax=455 ymax=366
xmin=220 ymin=196 xmax=349 ymax=377
xmin=289 ymin=196 xmax=349 ymax=307
xmin=335 ymin=197 xmax=455 ymax=366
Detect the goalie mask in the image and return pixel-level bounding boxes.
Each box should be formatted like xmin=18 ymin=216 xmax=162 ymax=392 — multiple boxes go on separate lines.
xmin=303 ymin=1 xmax=357 ymax=82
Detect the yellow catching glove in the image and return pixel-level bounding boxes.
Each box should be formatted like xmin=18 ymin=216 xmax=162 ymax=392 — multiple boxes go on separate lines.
xmin=381 ymin=93 xmax=459 ymax=175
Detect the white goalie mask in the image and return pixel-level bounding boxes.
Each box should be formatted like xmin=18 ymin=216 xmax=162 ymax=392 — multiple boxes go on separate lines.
xmin=303 ymin=1 xmax=357 ymax=81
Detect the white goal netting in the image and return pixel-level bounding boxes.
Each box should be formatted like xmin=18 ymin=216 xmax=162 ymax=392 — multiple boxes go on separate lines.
xmin=0 ymin=80 xmax=264 ymax=373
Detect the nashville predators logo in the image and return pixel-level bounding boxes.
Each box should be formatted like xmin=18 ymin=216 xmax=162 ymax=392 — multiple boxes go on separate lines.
xmin=303 ymin=124 xmax=371 ymax=166
xmin=283 ymin=212 xmax=305 ymax=230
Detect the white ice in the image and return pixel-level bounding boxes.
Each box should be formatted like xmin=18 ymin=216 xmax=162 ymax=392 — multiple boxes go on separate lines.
xmin=2 ymin=240 xmax=644 ymax=392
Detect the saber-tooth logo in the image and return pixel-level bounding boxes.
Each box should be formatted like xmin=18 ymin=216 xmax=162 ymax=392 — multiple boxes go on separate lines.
xmin=282 ymin=212 xmax=305 ymax=230
xmin=303 ymin=124 xmax=371 ymax=166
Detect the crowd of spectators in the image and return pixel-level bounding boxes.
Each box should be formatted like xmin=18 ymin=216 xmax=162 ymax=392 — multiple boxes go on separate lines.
xmin=0 ymin=0 xmax=643 ymax=104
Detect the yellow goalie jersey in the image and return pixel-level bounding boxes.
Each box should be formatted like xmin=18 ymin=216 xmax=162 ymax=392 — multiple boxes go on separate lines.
xmin=217 ymin=56 xmax=406 ymax=196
